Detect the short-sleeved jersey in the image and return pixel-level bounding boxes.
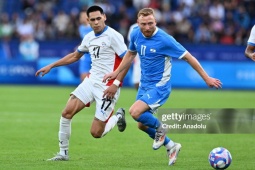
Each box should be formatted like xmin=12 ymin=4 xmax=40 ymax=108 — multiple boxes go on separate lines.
xmin=129 ymin=27 xmax=187 ymax=88
xmin=77 ymin=26 xmax=127 ymax=84
xmin=247 ymin=25 xmax=255 ymax=46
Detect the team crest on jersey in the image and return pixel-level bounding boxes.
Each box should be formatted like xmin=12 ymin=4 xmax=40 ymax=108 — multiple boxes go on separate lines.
xmin=150 ymin=48 xmax=156 ymax=53
xmin=101 ymin=42 xmax=106 ymax=47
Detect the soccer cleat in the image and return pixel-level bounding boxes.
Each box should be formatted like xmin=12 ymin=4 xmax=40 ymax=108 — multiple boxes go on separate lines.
xmin=46 ymin=153 xmax=69 ymax=161
xmin=167 ymin=143 xmax=182 ymax=166
xmin=153 ymin=126 xmax=166 ymax=150
xmin=116 ymin=108 xmax=126 ymax=132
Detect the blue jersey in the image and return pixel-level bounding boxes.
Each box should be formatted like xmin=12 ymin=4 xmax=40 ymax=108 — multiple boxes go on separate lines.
xmin=129 ymin=27 xmax=187 ymax=88
xmin=79 ymin=25 xmax=92 ymax=38
xmin=79 ymin=25 xmax=93 ymax=74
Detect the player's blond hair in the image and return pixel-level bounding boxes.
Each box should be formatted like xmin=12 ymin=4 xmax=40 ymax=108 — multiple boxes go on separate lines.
xmin=137 ymin=8 xmax=155 ymax=18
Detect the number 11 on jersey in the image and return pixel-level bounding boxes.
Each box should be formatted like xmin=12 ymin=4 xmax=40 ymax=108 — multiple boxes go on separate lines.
xmin=141 ymin=45 xmax=146 ymax=56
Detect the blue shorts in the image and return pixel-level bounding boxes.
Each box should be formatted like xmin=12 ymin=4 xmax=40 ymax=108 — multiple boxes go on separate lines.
xmin=136 ymin=84 xmax=171 ymax=113
xmin=79 ymin=54 xmax=91 ymax=74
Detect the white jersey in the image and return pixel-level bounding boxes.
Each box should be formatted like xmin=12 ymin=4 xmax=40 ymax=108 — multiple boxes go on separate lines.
xmin=77 ymin=26 xmax=127 ymax=85
xmin=248 ymin=25 xmax=255 ymax=46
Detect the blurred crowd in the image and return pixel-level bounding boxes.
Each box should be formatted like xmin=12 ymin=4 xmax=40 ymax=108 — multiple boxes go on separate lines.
xmin=0 ymin=0 xmax=255 ymax=46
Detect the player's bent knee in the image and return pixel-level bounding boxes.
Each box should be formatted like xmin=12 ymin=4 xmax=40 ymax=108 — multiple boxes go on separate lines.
xmin=61 ymin=109 xmax=74 ymax=119
xmin=129 ymin=107 xmax=140 ymax=119
xmin=62 ymin=109 xmax=75 ymax=119
xmin=90 ymin=130 xmax=103 ymax=138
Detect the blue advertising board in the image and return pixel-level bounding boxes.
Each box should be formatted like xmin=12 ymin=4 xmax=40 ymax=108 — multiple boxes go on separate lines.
xmin=0 ymin=58 xmax=133 ymax=86
xmin=1 ymin=59 xmax=255 ymax=89
xmin=171 ymin=61 xmax=255 ymax=89
xmin=1 ymin=41 xmax=254 ymax=89
xmin=0 ymin=60 xmax=37 ymax=84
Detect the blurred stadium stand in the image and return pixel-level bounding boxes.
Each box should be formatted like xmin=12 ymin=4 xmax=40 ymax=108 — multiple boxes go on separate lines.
xmin=0 ymin=0 xmax=255 ymax=88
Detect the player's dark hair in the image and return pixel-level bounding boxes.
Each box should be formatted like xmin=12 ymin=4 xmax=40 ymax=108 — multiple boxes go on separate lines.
xmin=86 ymin=5 xmax=104 ymax=17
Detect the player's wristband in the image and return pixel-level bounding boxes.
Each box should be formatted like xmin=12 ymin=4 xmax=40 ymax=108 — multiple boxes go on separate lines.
xmin=113 ymin=79 xmax=121 ymax=87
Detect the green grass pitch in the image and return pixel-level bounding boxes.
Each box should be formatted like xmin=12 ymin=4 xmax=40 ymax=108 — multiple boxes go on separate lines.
xmin=0 ymin=85 xmax=254 ymax=170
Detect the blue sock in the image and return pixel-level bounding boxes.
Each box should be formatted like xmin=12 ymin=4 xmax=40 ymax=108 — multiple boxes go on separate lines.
xmin=144 ymin=127 xmax=156 ymax=139
xmin=136 ymin=111 xmax=160 ymax=129
xmin=144 ymin=127 xmax=170 ymax=145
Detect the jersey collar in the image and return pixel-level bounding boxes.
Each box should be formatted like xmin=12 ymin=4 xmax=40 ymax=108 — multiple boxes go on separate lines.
xmin=95 ymin=26 xmax=108 ymax=36
xmin=142 ymin=27 xmax=158 ymax=38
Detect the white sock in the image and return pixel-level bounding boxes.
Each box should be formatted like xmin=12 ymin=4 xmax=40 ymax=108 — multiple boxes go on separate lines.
xmin=101 ymin=115 xmax=118 ymax=137
xmin=58 ymin=116 xmax=71 ymax=156
xmin=165 ymin=140 xmax=175 ymax=150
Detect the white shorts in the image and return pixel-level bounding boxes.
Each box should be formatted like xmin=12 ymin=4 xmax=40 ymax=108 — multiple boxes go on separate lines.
xmin=133 ymin=55 xmax=141 ymax=84
xmin=71 ymin=77 xmax=120 ymax=122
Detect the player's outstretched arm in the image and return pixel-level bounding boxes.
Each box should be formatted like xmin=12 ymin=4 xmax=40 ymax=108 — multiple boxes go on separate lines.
xmin=35 ymin=64 xmax=52 ymax=77
xmin=182 ymin=52 xmax=222 ymax=89
xmin=245 ymin=45 xmax=255 ymax=61
xmin=35 ymin=51 xmax=83 ymax=77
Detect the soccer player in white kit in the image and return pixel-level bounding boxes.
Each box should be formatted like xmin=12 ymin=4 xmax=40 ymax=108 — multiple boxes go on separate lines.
xmin=35 ymin=5 xmax=128 ymax=161
xmin=245 ymin=25 xmax=255 ymax=61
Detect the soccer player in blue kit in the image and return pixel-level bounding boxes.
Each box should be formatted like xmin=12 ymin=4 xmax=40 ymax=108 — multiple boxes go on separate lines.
xmin=103 ymin=8 xmax=222 ymax=166
xmin=78 ymin=10 xmax=93 ymax=81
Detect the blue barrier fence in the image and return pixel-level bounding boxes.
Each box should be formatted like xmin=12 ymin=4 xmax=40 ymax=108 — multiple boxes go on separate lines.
xmin=1 ymin=59 xmax=255 ymax=89
xmin=171 ymin=60 xmax=255 ymax=89
xmin=2 ymin=40 xmax=251 ymax=62
xmin=0 ymin=40 xmax=254 ymax=89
